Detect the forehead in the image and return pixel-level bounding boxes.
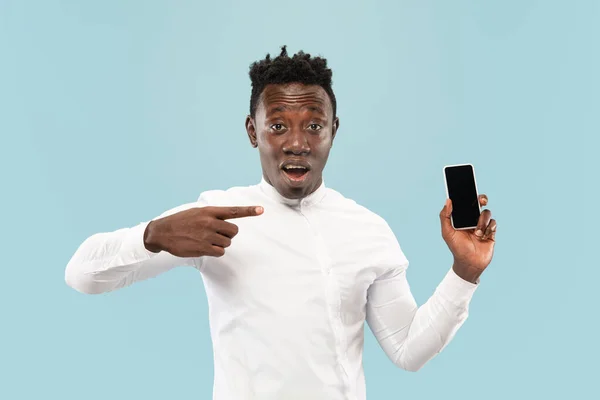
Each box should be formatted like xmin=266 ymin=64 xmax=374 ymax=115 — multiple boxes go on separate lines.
xmin=258 ymin=83 xmax=332 ymax=116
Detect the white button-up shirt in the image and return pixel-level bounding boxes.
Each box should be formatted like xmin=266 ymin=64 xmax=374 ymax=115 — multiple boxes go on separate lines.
xmin=65 ymin=178 xmax=478 ymax=400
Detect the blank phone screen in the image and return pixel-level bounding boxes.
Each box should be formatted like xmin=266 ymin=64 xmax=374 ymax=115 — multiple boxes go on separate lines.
xmin=445 ymin=165 xmax=480 ymax=229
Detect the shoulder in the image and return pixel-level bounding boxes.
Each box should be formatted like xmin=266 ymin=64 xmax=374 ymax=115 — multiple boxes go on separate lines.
xmin=324 ymin=187 xmax=392 ymax=231
xmin=197 ymin=183 xmax=260 ymax=206
xmin=153 ymin=186 xmax=254 ymax=219
xmin=325 ymin=187 xmax=409 ymax=268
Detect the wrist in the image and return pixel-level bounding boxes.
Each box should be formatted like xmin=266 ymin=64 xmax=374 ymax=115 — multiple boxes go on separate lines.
xmin=143 ymin=220 xmax=163 ymax=253
xmin=452 ymin=261 xmax=482 ymax=284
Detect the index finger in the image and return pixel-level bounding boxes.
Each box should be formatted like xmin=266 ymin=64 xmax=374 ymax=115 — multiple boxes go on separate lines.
xmin=208 ymin=206 xmax=264 ymax=220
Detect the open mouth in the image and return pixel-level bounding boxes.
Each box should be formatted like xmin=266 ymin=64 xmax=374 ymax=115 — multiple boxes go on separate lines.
xmin=282 ymin=165 xmax=310 ymax=182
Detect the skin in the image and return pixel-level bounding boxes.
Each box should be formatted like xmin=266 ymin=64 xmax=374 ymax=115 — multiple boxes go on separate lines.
xmin=245 ymin=83 xmax=339 ymax=200
xmin=442 ymin=195 xmax=497 ymax=283
xmin=145 ymin=82 xmax=496 ymax=283
xmin=144 ymin=205 xmax=264 ymax=257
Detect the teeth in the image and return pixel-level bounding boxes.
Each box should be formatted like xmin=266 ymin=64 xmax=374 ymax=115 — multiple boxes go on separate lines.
xmin=284 ymin=165 xmax=307 ymax=170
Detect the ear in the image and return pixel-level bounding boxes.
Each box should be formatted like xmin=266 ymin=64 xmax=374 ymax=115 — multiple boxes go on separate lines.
xmin=245 ymin=115 xmax=258 ymax=148
xmin=331 ymin=116 xmax=340 ymax=146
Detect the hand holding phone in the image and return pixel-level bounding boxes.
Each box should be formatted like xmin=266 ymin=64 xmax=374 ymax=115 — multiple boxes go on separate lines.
xmin=441 ymin=163 xmax=497 ymax=283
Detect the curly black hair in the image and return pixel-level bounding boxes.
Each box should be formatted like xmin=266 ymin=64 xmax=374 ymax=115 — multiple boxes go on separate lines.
xmin=248 ymin=45 xmax=337 ymax=119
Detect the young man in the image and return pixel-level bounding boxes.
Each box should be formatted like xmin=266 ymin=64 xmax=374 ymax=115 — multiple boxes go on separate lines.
xmin=65 ymin=46 xmax=497 ymax=400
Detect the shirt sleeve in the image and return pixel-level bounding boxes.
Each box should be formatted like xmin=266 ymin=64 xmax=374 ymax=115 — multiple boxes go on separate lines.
xmin=365 ymin=223 xmax=478 ymax=372
xmin=64 ymin=201 xmax=207 ymax=295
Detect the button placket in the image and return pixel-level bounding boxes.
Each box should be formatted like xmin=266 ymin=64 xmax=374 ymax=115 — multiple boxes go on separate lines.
xmin=299 ymin=205 xmax=352 ymax=397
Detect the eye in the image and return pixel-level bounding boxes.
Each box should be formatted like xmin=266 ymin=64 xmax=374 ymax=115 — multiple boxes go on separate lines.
xmin=271 ymin=123 xmax=286 ymax=132
xmin=308 ymin=124 xmax=322 ymax=131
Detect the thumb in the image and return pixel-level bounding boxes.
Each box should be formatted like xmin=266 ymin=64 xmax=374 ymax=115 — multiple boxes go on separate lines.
xmin=439 ymin=198 xmax=455 ymax=238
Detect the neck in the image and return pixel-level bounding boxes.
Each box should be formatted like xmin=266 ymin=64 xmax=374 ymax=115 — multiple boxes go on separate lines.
xmin=259 ymin=175 xmax=327 ymax=207
xmin=262 ymin=174 xmax=322 ymax=200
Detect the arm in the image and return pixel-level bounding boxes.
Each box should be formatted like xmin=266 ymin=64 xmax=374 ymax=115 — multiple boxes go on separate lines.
xmin=366 ymin=263 xmax=477 ymax=372
xmin=64 ymin=202 xmax=202 ymax=295
xmin=366 ymin=193 xmax=497 ymax=372
xmin=65 ymin=198 xmax=264 ymax=295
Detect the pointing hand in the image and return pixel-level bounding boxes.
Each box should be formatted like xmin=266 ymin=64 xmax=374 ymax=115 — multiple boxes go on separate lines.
xmin=144 ymin=206 xmax=264 ymax=258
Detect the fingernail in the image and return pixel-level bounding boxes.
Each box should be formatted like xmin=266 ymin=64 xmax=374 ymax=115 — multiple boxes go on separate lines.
xmin=475 ymin=229 xmax=483 ymax=237
xmin=256 ymin=206 xmax=263 ymax=213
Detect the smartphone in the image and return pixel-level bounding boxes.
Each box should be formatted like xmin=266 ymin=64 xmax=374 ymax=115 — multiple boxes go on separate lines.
xmin=443 ymin=163 xmax=481 ymax=230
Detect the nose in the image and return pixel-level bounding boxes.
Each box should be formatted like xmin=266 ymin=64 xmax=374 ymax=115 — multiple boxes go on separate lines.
xmin=282 ymin=128 xmax=310 ymax=155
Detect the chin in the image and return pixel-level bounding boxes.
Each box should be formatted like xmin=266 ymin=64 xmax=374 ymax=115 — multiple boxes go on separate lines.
xmin=284 ymin=186 xmax=309 ymax=199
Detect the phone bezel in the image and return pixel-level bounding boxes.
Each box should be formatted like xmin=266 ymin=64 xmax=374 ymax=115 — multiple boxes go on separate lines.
xmin=443 ymin=163 xmax=481 ymax=231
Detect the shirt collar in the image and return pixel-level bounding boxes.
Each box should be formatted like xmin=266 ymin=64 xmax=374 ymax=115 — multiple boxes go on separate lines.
xmin=258 ymin=176 xmax=327 ymax=207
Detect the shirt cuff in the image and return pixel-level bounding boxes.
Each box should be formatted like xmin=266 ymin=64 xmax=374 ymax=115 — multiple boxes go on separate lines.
xmin=118 ymin=222 xmax=157 ymax=264
xmin=435 ymin=267 xmax=479 ymax=310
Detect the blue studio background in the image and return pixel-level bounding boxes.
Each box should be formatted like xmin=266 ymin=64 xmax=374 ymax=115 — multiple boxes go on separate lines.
xmin=1 ymin=1 xmax=598 ymax=399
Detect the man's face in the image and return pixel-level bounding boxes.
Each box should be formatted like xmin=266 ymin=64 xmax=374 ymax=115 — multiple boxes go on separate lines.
xmin=246 ymin=83 xmax=339 ymax=199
